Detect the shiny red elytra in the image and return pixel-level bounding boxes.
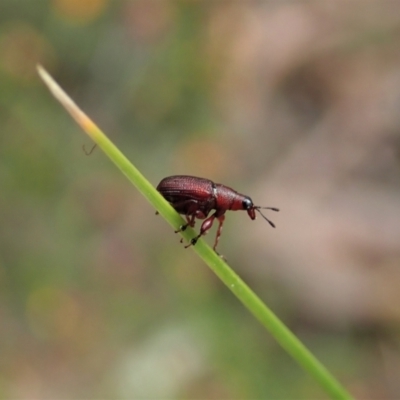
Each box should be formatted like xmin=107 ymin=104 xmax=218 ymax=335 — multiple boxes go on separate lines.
xmin=156 ymin=175 xmax=279 ymax=252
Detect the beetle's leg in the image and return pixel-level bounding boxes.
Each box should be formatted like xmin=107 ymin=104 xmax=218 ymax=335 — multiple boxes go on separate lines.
xmin=174 ymin=203 xmax=209 ymax=234
xmin=185 ymin=213 xmax=216 ymax=248
xmin=212 ymin=214 xmax=225 ymax=251
xmin=175 ymin=214 xmax=195 ymax=233
xmin=166 ymin=199 xmax=199 ymax=232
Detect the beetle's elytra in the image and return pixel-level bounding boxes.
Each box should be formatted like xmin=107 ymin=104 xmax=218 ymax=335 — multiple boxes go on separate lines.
xmin=156 ymin=175 xmax=279 ymax=252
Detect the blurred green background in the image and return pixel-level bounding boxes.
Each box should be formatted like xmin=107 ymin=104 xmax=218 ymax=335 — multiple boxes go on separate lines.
xmin=2 ymin=1 xmax=400 ymax=398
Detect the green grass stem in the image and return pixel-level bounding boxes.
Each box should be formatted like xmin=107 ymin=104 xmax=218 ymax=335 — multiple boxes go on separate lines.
xmin=37 ymin=65 xmax=354 ymax=400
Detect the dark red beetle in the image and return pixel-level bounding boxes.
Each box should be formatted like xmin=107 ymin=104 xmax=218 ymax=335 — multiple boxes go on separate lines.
xmin=157 ymin=175 xmax=279 ymax=252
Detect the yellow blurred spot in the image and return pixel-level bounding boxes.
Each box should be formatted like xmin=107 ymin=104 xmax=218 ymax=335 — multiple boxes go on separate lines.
xmin=0 ymin=23 xmax=55 ymax=82
xmin=172 ymin=137 xmax=235 ymax=179
xmin=52 ymin=0 xmax=108 ymax=24
xmin=26 ymin=286 xmax=80 ymax=341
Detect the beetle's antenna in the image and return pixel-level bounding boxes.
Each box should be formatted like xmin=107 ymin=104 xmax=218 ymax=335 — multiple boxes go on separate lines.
xmin=255 ymin=206 xmax=279 ymax=228
xmin=259 ymin=207 xmax=279 ymax=212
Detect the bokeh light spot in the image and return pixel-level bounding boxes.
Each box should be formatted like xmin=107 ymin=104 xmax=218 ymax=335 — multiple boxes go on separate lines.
xmin=52 ymin=0 xmax=108 ymax=24
xmin=172 ymin=137 xmax=234 ymax=178
xmin=26 ymin=286 xmax=80 ymax=341
xmin=0 ymin=22 xmax=55 ymax=83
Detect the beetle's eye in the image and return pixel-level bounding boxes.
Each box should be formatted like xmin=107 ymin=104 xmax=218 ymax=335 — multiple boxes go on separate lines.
xmin=242 ymin=197 xmax=253 ymax=210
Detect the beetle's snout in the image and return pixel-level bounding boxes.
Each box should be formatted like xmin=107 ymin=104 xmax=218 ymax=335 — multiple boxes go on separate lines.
xmin=247 ymin=208 xmax=256 ymax=220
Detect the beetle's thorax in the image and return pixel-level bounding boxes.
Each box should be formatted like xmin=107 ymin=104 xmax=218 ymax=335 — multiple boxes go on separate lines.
xmin=215 ymin=184 xmax=244 ymax=211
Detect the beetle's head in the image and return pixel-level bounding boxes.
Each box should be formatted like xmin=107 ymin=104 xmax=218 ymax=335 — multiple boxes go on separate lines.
xmin=242 ymin=197 xmax=256 ymax=220
xmin=243 ymin=196 xmax=279 ymax=227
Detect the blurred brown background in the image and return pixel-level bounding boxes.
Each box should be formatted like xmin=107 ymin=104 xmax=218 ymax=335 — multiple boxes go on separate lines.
xmin=1 ymin=1 xmax=400 ymax=398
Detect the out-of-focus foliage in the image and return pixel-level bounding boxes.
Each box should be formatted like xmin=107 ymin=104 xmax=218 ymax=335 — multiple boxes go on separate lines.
xmin=1 ymin=1 xmax=400 ymax=398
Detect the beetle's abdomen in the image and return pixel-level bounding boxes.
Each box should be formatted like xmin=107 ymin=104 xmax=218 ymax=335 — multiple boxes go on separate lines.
xmin=157 ymin=175 xmax=214 ymax=200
